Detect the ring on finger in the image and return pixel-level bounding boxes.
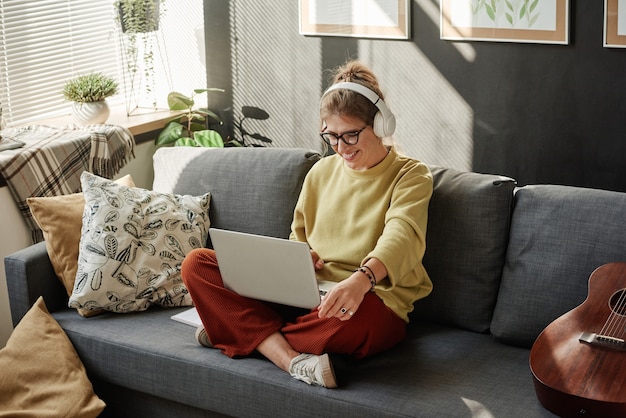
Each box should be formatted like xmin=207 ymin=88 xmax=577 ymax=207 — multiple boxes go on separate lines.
xmin=348 ymin=311 xmax=354 ymax=316
xmin=340 ymin=307 xmax=347 ymax=314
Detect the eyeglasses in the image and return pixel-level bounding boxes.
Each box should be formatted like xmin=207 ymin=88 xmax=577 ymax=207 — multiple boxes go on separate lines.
xmin=319 ymin=127 xmax=366 ymax=146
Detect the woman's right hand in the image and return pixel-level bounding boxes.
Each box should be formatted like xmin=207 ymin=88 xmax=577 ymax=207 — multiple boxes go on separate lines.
xmin=310 ymin=249 xmax=324 ymax=270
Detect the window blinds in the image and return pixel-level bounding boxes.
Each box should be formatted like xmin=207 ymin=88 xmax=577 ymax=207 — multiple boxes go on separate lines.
xmin=0 ymin=0 xmax=121 ymax=126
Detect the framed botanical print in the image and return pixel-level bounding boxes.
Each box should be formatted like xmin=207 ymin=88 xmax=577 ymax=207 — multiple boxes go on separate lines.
xmin=604 ymin=0 xmax=626 ymax=47
xmin=440 ymin=0 xmax=570 ymax=45
xmin=299 ymin=0 xmax=410 ymax=39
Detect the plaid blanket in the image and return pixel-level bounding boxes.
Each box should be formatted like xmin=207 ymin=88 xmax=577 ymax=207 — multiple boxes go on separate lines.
xmin=0 ymin=124 xmax=135 ymax=243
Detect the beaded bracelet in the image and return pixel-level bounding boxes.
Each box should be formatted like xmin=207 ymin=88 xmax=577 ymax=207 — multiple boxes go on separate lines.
xmin=356 ymin=267 xmax=376 ymax=291
xmin=361 ymin=265 xmax=376 ymax=283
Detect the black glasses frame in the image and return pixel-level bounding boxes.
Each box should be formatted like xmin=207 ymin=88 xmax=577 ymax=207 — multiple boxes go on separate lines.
xmin=319 ymin=127 xmax=366 ymax=146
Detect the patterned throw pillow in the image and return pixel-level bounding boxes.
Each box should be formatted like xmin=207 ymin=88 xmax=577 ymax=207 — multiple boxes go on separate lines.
xmin=28 ymin=175 xmax=135 ymax=299
xmin=69 ymin=171 xmax=210 ymax=314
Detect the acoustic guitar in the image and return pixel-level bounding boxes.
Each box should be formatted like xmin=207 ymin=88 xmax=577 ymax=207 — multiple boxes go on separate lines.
xmin=530 ymin=263 xmax=626 ymax=417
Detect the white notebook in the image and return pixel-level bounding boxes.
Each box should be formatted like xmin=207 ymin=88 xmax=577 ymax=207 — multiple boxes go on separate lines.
xmin=171 ymin=307 xmax=202 ymax=327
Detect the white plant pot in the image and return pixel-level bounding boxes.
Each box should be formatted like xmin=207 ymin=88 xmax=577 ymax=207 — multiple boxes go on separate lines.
xmin=72 ymin=100 xmax=110 ymax=125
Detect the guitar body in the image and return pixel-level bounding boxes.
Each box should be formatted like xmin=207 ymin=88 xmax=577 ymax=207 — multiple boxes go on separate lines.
xmin=530 ymin=263 xmax=626 ymax=417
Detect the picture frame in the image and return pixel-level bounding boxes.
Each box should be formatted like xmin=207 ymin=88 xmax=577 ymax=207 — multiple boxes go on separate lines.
xmin=440 ymin=0 xmax=570 ymax=45
xmin=604 ymin=0 xmax=626 ymax=47
xmin=299 ymin=0 xmax=410 ymax=40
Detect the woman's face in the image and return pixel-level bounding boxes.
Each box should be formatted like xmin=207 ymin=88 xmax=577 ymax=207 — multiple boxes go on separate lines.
xmin=323 ymin=113 xmax=387 ymax=171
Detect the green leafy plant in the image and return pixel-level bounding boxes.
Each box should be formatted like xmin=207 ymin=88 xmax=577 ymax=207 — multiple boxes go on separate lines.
xmin=116 ymin=0 xmax=161 ymax=33
xmin=156 ymin=89 xmax=273 ymax=148
xmin=62 ymin=73 xmax=119 ymax=103
xmin=471 ymin=0 xmax=541 ymax=28
xmin=156 ymin=89 xmax=226 ymax=147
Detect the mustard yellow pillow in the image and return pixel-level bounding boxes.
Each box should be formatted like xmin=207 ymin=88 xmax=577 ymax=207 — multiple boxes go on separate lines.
xmin=27 ymin=175 xmax=135 ymax=297
xmin=0 ymin=297 xmax=106 ymax=417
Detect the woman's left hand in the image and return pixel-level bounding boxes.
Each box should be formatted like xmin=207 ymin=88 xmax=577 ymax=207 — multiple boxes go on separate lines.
xmin=317 ymin=271 xmax=372 ymax=321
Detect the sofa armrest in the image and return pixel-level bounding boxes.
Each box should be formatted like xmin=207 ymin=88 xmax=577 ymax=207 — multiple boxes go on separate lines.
xmin=5 ymin=241 xmax=67 ymax=326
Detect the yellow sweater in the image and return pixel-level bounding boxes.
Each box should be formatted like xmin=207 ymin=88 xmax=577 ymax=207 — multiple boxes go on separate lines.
xmin=290 ymin=147 xmax=433 ymax=322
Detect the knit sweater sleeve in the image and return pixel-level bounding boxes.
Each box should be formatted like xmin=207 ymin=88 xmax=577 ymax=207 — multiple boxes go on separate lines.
xmin=365 ymin=161 xmax=433 ymax=305
xmin=363 ymin=162 xmax=433 ymax=322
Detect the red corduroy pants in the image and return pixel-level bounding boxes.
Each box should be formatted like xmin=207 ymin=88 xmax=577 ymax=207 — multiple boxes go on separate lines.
xmin=181 ymin=248 xmax=406 ymax=359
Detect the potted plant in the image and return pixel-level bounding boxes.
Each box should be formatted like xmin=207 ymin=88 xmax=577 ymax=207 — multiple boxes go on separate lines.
xmin=114 ymin=0 xmax=163 ymax=113
xmin=116 ymin=0 xmax=160 ymax=33
xmin=62 ymin=72 xmax=119 ymax=125
xmin=156 ymin=89 xmax=226 ymax=147
xmin=156 ymin=88 xmax=273 ymax=148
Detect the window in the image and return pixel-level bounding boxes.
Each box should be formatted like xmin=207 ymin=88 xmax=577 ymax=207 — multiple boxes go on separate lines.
xmin=0 ymin=0 xmax=207 ymax=128
xmin=0 ymin=0 xmax=121 ymax=126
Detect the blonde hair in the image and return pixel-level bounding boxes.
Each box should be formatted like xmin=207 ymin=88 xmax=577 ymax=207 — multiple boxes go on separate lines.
xmin=320 ymin=60 xmax=399 ymax=150
xmin=320 ymin=61 xmax=383 ymax=129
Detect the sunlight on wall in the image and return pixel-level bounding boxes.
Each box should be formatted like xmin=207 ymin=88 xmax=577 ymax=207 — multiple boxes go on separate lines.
xmin=121 ymin=0 xmax=207 ymax=112
xmin=361 ymin=40 xmax=474 ymax=171
xmin=159 ymin=3 xmax=207 ymax=98
xmin=417 ymin=0 xmax=476 ymax=62
xmin=228 ymin=0 xmax=473 ymax=170
xmin=230 ymin=1 xmax=322 ymax=150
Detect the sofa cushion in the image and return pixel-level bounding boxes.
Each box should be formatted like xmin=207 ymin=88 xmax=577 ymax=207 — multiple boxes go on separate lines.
xmin=69 ymin=172 xmax=210 ymax=314
xmin=153 ymin=147 xmax=321 ymax=241
xmin=412 ymin=166 xmax=516 ymax=333
xmin=27 ymin=175 xmax=135 ymax=317
xmin=52 ymin=307 xmax=552 ymax=417
xmin=0 ymin=297 xmax=105 ymax=417
xmin=492 ymin=185 xmax=626 ymax=347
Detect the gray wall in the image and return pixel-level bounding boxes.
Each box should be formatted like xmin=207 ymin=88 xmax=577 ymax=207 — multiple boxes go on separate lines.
xmin=205 ymin=1 xmax=626 ymax=192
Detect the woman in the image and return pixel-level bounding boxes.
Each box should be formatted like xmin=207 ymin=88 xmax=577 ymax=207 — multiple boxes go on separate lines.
xmin=181 ymin=61 xmax=433 ymax=388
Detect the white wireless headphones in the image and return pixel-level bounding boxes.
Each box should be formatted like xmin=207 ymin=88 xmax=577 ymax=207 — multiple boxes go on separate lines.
xmin=321 ymin=81 xmax=396 ymax=138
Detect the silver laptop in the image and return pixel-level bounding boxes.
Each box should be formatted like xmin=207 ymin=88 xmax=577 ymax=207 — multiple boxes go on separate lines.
xmin=209 ymin=228 xmax=335 ymax=309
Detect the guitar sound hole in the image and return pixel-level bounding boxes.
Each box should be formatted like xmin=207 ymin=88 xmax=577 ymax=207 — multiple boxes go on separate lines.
xmin=609 ymin=289 xmax=626 ymax=316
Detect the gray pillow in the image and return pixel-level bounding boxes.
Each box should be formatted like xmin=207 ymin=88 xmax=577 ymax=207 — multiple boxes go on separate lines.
xmin=169 ymin=147 xmax=321 ymax=242
xmin=412 ymin=166 xmax=516 ymax=333
xmin=491 ymin=185 xmax=626 ymax=347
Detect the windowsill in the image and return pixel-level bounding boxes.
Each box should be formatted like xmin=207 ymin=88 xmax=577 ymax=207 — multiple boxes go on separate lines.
xmin=15 ymin=103 xmax=182 ymax=138
xmin=0 ymin=104 xmax=181 ymax=188
xmin=108 ymin=104 xmax=182 ymax=137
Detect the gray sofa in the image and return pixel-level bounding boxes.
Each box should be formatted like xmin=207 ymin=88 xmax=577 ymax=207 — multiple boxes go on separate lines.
xmin=6 ymin=147 xmax=626 ymax=417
